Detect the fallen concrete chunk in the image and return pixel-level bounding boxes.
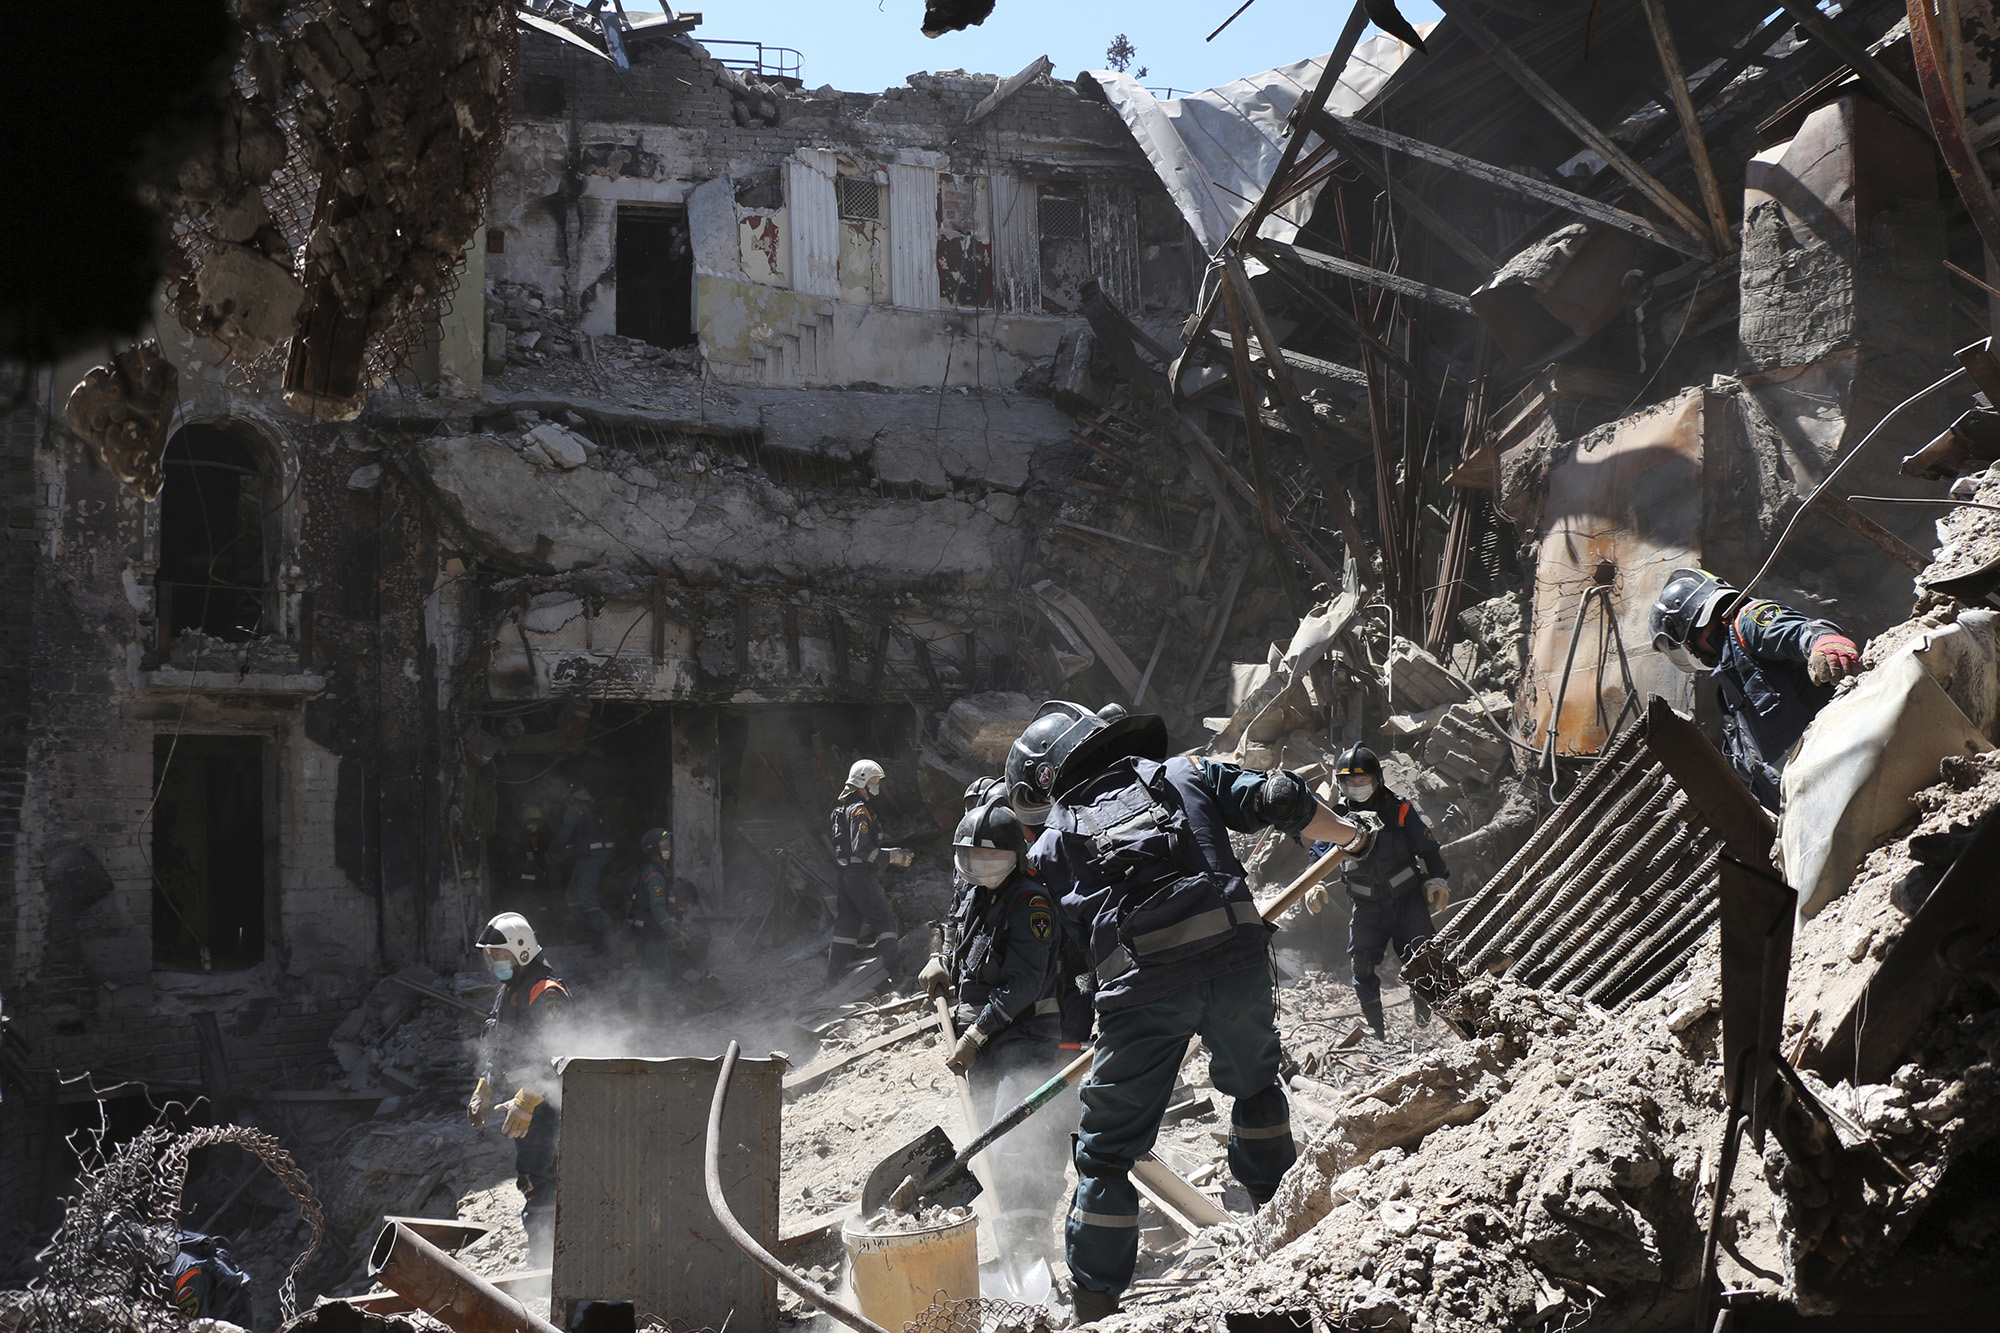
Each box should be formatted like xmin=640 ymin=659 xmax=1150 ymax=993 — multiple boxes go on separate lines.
xmin=937 ymin=691 xmax=1037 ymax=764
xmin=526 ymin=421 xmax=592 ymax=469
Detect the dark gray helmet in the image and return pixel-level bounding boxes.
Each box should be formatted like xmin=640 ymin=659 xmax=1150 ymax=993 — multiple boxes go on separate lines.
xmin=1095 ymin=703 xmax=1130 ymax=722
xmin=1650 ymin=567 xmax=1737 ymax=671
xmin=952 ymin=800 xmax=1026 ymax=857
xmin=1005 ymin=699 xmax=1169 ymax=823
xmin=962 ymin=775 xmax=1002 ymax=812
xmin=1334 ymin=746 xmax=1382 ymax=784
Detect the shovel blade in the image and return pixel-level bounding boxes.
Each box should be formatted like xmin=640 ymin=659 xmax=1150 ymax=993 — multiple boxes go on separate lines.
xmin=861 ymin=1125 xmax=966 ymax=1216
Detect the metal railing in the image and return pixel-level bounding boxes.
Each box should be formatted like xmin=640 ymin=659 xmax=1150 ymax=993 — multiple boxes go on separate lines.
xmin=703 ymin=39 xmax=801 ymax=82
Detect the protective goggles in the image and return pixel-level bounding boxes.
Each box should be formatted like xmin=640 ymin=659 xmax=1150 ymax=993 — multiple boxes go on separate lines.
xmin=953 ymin=846 xmax=1017 ymax=886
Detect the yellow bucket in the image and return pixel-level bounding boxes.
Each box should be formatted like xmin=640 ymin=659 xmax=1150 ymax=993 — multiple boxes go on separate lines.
xmin=842 ymin=1212 xmax=979 ymax=1328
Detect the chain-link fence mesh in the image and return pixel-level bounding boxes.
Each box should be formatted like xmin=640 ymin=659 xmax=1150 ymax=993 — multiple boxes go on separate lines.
xmin=12 ymin=1117 xmax=324 ymax=1332
xmin=901 ymin=1296 xmax=1060 ymax=1333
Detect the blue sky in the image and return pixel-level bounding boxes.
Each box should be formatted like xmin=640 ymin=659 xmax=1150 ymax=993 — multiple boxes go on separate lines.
xmin=633 ymin=1 xmax=1444 ymax=96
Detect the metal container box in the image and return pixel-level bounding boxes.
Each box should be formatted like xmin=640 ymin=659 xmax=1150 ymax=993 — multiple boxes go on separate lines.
xmin=552 ymin=1054 xmax=781 ymax=1331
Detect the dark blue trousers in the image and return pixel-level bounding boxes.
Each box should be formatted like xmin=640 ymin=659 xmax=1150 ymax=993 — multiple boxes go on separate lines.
xmin=1347 ymin=889 xmax=1435 ymax=1008
xmin=1067 ymin=964 xmax=1294 ymax=1296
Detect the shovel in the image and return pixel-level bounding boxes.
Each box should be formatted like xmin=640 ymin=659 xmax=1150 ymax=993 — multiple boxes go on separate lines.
xmin=859 ymin=841 xmax=1355 ymax=1217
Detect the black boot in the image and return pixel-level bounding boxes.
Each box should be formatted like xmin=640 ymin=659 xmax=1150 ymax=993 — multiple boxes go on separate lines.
xmin=824 ymin=940 xmax=857 ymax=986
xmin=1361 ymin=998 xmax=1387 ymax=1039
xmin=1073 ymin=1288 xmax=1123 ymax=1324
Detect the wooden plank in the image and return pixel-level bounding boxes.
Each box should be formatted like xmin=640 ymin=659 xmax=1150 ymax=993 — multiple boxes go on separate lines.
xmin=782 ymin=1015 xmax=936 ymax=1095
xmin=1253 ymin=239 xmax=1473 ymax=314
xmin=1435 ymin=0 xmax=1718 ymax=252
xmin=777 ymin=1209 xmax=858 ymax=1259
xmin=1133 ymin=620 xmax=1171 ymax=708
xmin=1206 ymin=330 xmax=1368 ymax=392
xmin=1218 ymin=273 xmax=1307 ymax=613
xmin=1312 ymin=113 xmax=1495 ymax=271
xmin=1639 ymin=0 xmax=1734 ymax=254
xmin=1777 ymin=0 xmax=1931 ymax=131
xmin=1030 ymin=581 xmax=1144 ymax=695
xmin=1132 ymin=1154 xmax=1232 ymax=1233
xmin=1309 ymin=112 xmax=1706 ymax=259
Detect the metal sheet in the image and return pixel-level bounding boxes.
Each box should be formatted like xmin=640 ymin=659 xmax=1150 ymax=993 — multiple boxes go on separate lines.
xmin=887 ymin=161 xmax=941 ymax=311
xmin=552 ymin=1055 xmax=782 ymax=1332
xmin=785 ymin=150 xmax=839 ymax=299
xmin=1521 ymin=389 xmax=1706 ymax=755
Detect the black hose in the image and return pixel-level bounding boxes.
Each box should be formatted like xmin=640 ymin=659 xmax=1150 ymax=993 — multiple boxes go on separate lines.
xmin=706 ymin=1041 xmax=891 ymax=1333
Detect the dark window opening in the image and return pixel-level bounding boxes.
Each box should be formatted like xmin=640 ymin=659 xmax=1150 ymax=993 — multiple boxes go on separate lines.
xmin=1038 ymin=187 xmax=1090 ymax=313
xmin=836 ymin=175 xmax=882 ymax=222
xmin=159 ymin=424 xmax=272 ymax=642
xmin=152 ymin=735 xmax=267 ymax=970
xmin=521 ymin=73 xmax=566 ymax=118
xmin=615 ymin=206 xmax=695 ymax=349
xmin=487 ymin=229 xmax=507 ymax=254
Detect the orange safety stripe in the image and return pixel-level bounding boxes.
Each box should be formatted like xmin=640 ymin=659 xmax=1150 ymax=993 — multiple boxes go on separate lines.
xmin=1397 ymin=801 xmax=1410 ymax=826
xmin=527 ymin=978 xmax=568 ymax=1005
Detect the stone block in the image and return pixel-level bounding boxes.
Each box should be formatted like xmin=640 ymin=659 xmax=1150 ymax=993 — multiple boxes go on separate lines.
xmin=1387 ymin=638 xmax=1471 ymax=714
xmin=526 ymin=421 xmax=592 ymax=469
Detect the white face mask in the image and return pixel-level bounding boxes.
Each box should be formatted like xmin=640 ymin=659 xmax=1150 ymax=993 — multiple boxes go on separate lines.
xmin=1339 ymin=779 xmax=1377 ymax=804
xmin=954 ymin=846 xmax=1016 ymax=887
xmin=866 ymin=778 xmax=882 ymax=797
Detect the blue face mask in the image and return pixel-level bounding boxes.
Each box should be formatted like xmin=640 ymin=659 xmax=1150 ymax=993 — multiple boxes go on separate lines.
xmin=490 ymin=959 xmax=515 ymax=981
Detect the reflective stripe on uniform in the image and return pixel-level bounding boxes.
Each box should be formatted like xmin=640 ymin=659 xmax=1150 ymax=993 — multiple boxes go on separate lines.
xmin=1069 ymin=1208 xmax=1140 ymax=1228
xmin=1231 ymin=1120 xmax=1293 ymax=1140
xmin=1095 ymin=944 xmax=1134 ymax=983
xmin=1132 ymin=908 xmax=1232 ymax=956
xmin=1033 ymin=996 xmax=1060 ymax=1015
xmin=831 ymin=936 xmax=860 ymax=946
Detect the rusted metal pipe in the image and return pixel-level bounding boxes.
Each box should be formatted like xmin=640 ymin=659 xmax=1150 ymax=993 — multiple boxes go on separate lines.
xmin=707 ymin=1041 xmax=891 ymax=1333
xmin=368 ymin=1220 xmax=562 ymax=1333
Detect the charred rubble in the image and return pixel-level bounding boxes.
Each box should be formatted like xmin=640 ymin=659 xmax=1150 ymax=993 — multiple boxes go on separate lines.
xmin=7 ymin=1 xmax=2000 ymax=1330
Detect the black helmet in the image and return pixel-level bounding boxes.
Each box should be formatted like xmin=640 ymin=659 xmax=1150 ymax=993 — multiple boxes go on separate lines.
xmin=953 ymin=801 xmax=1025 ymax=886
xmin=1334 ymin=746 xmax=1382 ymax=783
xmin=962 ymin=775 xmax=1002 ymax=812
xmin=1650 ymin=567 xmax=1737 ymax=671
xmin=640 ymin=826 xmax=673 ymax=860
xmin=1004 ymin=699 xmax=1169 ymax=823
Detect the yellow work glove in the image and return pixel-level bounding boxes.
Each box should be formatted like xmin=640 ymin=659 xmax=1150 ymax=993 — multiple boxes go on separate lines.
xmin=1424 ymin=879 xmax=1450 ymax=913
xmin=467 ymin=1076 xmax=492 ymax=1128
xmin=919 ymin=956 xmax=950 ymax=1000
xmin=501 ymin=1090 xmax=544 ymax=1139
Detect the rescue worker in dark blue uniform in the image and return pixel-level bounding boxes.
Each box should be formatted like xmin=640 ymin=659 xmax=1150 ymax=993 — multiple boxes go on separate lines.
xmin=626 ymin=826 xmax=723 ymax=1012
xmin=826 ymin=759 xmax=914 ymax=985
xmin=1305 ymin=747 xmax=1449 ymax=1039
xmin=1650 ymin=568 xmax=1862 ymax=809
xmin=554 ymin=787 xmax=615 ymax=947
xmin=1007 ymin=701 xmax=1378 ymax=1323
xmin=468 ymin=912 xmax=569 ymax=1268
xmin=919 ymin=800 xmax=1067 ymax=1263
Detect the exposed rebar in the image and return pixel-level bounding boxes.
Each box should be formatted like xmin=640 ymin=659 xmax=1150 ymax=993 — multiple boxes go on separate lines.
xmin=1503 ymin=776 xmax=1682 ymax=972
xmin=1542 ymin=834 xmax=1705 ymax=992
xmin=1490 ymin=759 xmax=1668 ymax=966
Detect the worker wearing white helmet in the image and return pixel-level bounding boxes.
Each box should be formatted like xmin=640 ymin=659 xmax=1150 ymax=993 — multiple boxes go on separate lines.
xmin=467 ymin=912 xmax=570 ymax=1267
xmin=825 ymin=759 xmax=915 ymax=985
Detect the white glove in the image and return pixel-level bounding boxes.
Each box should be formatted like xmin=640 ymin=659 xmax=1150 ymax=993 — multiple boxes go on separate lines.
xmin=1424 ymin=879 xmax=1450 ymax=913
xmin=1304 ymin=883 xmax=1330 ymax=915
xmin=887 ymin=847 xmax=916 ymax=869
xmin=919 ymin=956 xmax=950 ymax=999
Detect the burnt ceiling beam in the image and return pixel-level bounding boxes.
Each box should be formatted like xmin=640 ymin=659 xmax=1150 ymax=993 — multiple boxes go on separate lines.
xmin=1433 ymin=0 xmax=1720 ymax=255
xmin=1637 ymin=0 xmax=1736 ymax=254
xmin=1252 ymin=238 xmax=1474 ymax=314
xmin=1776 ymin=0 xmax=1932 ymax=132
xmin=1310 ymin=109 xmax=1707 ymax=257
xmin=1219 ymin=268 xmax=1308 ymax=613
xmin=1242 ymin=242 xmax=1422 ymax=381
xmin=1907 ymin=0 xmax=2000 ymax=261
xmin=1314 ymin=114 xmax=1495 ymax=272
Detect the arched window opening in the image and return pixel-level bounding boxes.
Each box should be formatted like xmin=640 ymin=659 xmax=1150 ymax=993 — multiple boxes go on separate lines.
xmin=158 ymin=424 xmax=274 ymax=643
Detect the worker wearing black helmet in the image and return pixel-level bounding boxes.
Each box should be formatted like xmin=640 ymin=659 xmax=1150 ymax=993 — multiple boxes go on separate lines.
xmin=1005 ymin=700 xmax=1378 ymax=1323
xmin=1649 ymin=567 xmax=1861 ymax=809
xmin=1308 ymin=746 xmax=1449 ymax=1039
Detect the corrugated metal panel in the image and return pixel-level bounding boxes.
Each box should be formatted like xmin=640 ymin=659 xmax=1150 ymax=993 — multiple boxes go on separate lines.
xmin=990 ymin=172 xmax=1041 ymax=313
xmin=786 ymin=149 xmax=840 ymax=298
xmin=1520 ymin=388 xmax=1706 ymax=755
xmin=552 ymin=1055 xmax=781 ymax=1331
xmin=1086 ymin=181 xmax=1141 ymax=312
xmin=887 ymin=162 xmax=941 ymax=310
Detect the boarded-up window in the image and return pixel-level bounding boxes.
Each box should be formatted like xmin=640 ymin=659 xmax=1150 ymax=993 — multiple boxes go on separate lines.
xmin=1038 ymin=187 xmax=1089 ymax=312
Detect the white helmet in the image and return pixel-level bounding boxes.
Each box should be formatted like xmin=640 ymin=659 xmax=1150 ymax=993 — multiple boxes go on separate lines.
xmin=477 ymin=911 xmax=541 ymax=966
xmin=845 ymin=759 xmax=886 ymax=794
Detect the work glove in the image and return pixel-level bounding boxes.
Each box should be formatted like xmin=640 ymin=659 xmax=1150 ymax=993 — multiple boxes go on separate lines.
xmin=1808 ymin=634 xmax=1862 ymax=686
xmin=945 ymin=1026 xmax=987 ymax=1075
xmin=1424 ymin=879 xmax=1450 ymax=913
xmin=500 ymin=1090 xmax=544 ymax=1139
xmin=1304 ymin=883 xmax=1330 ymax=915
xmin=887 ymin=847 xmax=916 ymax=869
xmin=1251 ymin=769 xmax=1314 ymax=831
xmin=467 ymin=1075 xmax=492 ymax=1128
xmin=919 ymin=956 xmax=950 ymax=1000
xmin=1339 ymin=810 xmax=1384 ymax=861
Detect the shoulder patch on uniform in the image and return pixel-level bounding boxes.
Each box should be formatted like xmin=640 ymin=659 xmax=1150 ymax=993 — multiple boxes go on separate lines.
xmin=1749 ymin=602 xmax=1780 ymax=627
xmin=1029 ymin=905 xmax=1054 ymax=940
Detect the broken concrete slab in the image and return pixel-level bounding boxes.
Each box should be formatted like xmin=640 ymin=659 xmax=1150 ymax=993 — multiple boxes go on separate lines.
xmin=937 ymin=691 xmax=1037 ymax=765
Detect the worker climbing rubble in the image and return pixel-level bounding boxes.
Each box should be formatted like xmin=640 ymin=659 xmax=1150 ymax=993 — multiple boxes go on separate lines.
xmin=1007 ymin=700 xmax=1378 ymax=1323
xmin=1305 ymin=745 xmax=1450 ymax=1039
xmin=467 ymin=911 xmax=569 ymax=1268
xmin=1650 ymin=567 xmax=1864 ymax=808
xmin=920 ymin=797 xmax=1068 ymax=1270
xmin=826 ymin=759 xmax=916 ymax=986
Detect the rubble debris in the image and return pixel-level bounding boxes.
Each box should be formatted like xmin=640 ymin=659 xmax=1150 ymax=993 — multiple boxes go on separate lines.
xmin=62 ymin=342 xmax=179 ymax=499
